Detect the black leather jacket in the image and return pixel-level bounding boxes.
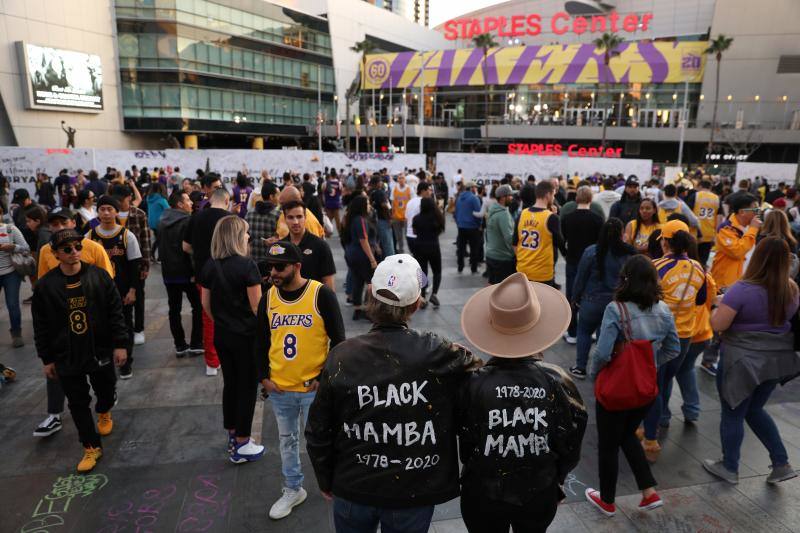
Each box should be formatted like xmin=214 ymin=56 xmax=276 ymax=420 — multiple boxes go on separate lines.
xmin=457 ymin=358 xmax=587 ymax=506
xmin=32 ymin=263 xmax=127 ymax=376
xmin=305 ymin=322 xmax=482 ymax=508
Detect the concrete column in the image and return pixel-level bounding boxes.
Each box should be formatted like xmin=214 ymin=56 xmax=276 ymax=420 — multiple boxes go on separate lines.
xmin=252 ymin=137 xmax=264 ymax=150
xmin=184 ymin=134 xmax=198 ymax=149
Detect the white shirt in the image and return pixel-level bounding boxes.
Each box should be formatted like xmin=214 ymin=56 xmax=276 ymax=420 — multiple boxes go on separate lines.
xmin=643 ymin=186 xmax=662 ymax=203
xmin=405 ymin=196 xmax=422 ymax=238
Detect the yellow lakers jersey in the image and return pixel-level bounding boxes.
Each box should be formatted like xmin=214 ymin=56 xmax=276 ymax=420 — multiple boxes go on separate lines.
xmin=515 ymin=208 xmax=554 ymax=282
xmin=392 ymin=187 xmax=412 ymax=221
xmin=657 ymin=205 xmax=679 ymax=223
xmin=652 ymin=255 xmax=707 ymax=338
xmin=268 ymin=280 xmax=330 ymax=392
xmin=626 ymin=220 xmax=660 ymax=251
xmin=693 ymin=191 xmax=720 ymax=243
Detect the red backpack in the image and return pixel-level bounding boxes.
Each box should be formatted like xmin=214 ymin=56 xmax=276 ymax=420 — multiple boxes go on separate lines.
xmin=595 ymin=302 xmax=658 ymax=411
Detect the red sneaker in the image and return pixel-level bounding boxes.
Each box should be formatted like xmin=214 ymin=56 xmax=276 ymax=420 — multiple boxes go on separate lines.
xmin=585 ymin=488 xmax=616 ymax=517
xmin=638 ymin=492 xmax=663 ymax=511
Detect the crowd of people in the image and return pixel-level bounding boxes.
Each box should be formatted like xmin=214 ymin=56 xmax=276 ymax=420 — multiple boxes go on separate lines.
xmin=1 ymin=162 xmax=799 ymax=532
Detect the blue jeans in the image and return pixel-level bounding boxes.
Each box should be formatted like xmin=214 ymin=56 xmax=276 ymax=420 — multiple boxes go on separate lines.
xmin=269 ymin=391 xmax=316 ymax=490
xmin=661 ymin=340 xmax=709 ymax=424
xmin=376 ymin=219 xmax=395 ymax=258
xmin=565 ymin=262 xmax=578 ymax=337
xmin=575 ymin=297 xmax=609 ymax=370
xmin=0 ymin=270 xmax=22 ymax=332
xmin=643 ymin=337 xmax=691 ymax=440
xmin=333 ymin=497 xmax=434 ymax=533
xmin=717 ymin=354 xmax=788 ymax=473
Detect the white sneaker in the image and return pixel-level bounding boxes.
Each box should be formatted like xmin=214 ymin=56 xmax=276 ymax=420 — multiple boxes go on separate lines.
xmin=206 ymin=365 xmax=219 ymax=376
xmin=269 ymin=487 xmax=307 ymax=520
xmin=563 ymin=333 xmax=577 ymax=345
xmin=229 ymin=439 xmax=265 ymax=464
xmin=133 ymin=331 xmax=145 ymax=345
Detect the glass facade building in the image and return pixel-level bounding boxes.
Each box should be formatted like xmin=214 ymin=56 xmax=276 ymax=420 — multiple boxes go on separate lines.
xmin=115 ymin=0 xmax=335 ymax=138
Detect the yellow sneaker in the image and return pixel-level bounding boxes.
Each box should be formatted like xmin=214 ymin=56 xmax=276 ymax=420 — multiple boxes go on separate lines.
xmin=97 ymin=412 xmax=113 ymax=436
xmin=643 ymin=439 xmax=662 ymax=463
xmin=77 ymin=446 xmax=102 ymax=473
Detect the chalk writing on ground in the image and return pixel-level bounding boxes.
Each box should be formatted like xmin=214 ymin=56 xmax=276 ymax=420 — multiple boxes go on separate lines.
xmin=20 ymin=474 xmax=108 ymax=533
xmin=96 ymin=483 xmax=177 ymax=533
xmin=175 ymin=474 xmax=232 ymax=532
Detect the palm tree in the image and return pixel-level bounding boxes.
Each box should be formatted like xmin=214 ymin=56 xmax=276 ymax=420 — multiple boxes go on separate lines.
xmin=472 ymin=33 xmax=498 ymax=152
xmin=592 ymin=32 xmax=624 ymax=153
xmin=705 ymin=35 xmax=734 ymax=154
xmin=347 ymin=39 xmax=377 ymax=152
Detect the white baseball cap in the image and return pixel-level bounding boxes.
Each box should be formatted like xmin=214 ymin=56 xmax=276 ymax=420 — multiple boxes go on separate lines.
xmin=371 ymin=254 xmax=428 ymax=307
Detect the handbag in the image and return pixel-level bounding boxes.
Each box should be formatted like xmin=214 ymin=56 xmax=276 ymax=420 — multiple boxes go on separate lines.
xmin=595 ymin=302 xmax=658 ymax=411
xmin=1 ymin=224 xmax=36 ymax=277
xmin=11 ymin=250 xmax=36 ymax=277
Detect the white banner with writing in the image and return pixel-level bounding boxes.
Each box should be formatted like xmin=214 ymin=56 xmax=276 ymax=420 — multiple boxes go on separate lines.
xmin=735 ymin=163 xmax=798 ymax=185
xmin=0 ymin=147 xmax=427 ymax=195
xmin=435 ymin=152 xmax=653 ymax=190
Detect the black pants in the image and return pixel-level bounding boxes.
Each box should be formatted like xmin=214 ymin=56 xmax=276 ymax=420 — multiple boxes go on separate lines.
xmin=46 ymin=377 xmax=66 ymax=415
xmin=460 ymin=485 xmax=559 ymax=533
xmin=413 ymin=242 xmax=442 ymax=295
xmin=214 ymin=330 xmax=258 ymax=437
xmin=698 ymin=241 xmax=713 ymax=268
xmin=486 ymin=257 xmax=516 ymax=285
xmin=59 ymin=363 xmax=117 ymax=448
xmin=122 ymin=303 xmax=134 ymax=371
xmin=596 ymin=401 xmax=657 ymax=504
xmin=134 ymin=279 xmax=145 ymax=333
xmin=166 ymin=282 xmax=202 ymax=349
xmin=457 ymin=228 xmax=482 ymax=272
xmin=347 ymin=258 xmax=373 ymax=307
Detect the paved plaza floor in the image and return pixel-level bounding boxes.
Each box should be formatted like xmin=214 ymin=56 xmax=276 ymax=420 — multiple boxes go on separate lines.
xmin=3 ymin=222 xmax=800 ymax=532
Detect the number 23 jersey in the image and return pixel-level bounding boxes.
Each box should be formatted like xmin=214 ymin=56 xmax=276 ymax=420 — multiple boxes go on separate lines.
xmin=267 ymin=280 xmax=331 ymax=392
xmin=514 ymin=208 xmax=556 ymax=282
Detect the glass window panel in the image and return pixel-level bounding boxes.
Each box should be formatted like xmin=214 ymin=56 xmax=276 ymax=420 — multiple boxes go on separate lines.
xmin=222 ymin=92 xmax=233 ymax=110
xmin=244 ymin=93 xmax=254 ymax=112
xmin=232 ymin=48 xmax=243 ymax=69
xmin=243 ymin=51 xmax=253 ymax=71
xmin=160 ymin=85 xmax=180 ymax=108
xmin=233 ymin=92 xmax=244 ymax=110
xmin=197 ymin=87 xmax=210 ymax=108
xmin=138 ymin=34 xmax=157 ymax=58
xmin=283 ymin=60 xmax=292 ymax=79
xmin=293 ymin=62 xmax=301 ymax=79
xmin=210 ymin=89 xmax=222 ymax=110
xmin=231 ymin=7 xmax=243 ymax=25
xmin=255 ymin=95 xmax=265 ymax=113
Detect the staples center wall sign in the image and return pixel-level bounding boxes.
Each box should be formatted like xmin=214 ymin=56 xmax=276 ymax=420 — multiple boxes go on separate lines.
xmin=442 ymin=3 xmax=652 ymax=41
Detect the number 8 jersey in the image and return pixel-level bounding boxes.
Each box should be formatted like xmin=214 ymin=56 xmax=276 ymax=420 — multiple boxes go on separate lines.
xmin=515 ymin=208 xmax=555 ymax=282
xmin=267 ymin=280 xmax=330 ymax=392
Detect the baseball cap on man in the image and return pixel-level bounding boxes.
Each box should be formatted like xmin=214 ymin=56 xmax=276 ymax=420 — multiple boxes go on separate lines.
xmin=659 ymin=219 xmax=690 ymax=239
xmin=47 ymin=207 xmax=75 ymax=222
xmin=266 ymin=241 xmax=303 ymax=263
xmin=50 ymin=229 xmax=82 ymax=249
xmin=495 ymin=184 xmax=514 ymax=199
xmin=371 ymin=254 xmax=428 ymax=307
xmin=625 ymin=175 xmax=639 ymax=187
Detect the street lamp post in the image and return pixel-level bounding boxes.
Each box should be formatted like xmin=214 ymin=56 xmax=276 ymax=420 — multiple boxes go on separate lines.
xmin=418 ymin=52 xmax=425 ymax=155
xmin=677 ymin=78 xmax=689 ymax=166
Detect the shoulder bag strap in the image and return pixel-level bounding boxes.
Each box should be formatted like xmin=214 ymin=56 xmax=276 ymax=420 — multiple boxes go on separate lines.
xmin=677 ymin=261 xmax=695 ymax=303
xmin=615 ymin=301 xmax=632 ymax=342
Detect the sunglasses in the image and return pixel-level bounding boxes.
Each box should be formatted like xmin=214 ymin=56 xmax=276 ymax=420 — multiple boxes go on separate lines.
xmin=268 ymin=263 xmax=289 ymax=272
xmin=59 ymin=243 xmax=83 ymax=254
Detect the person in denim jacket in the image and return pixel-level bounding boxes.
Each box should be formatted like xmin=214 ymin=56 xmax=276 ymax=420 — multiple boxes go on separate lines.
xmin=585 ymin=255 xmax=680 ymax=518
xmin=569 ymin=218 xmax=635 ymax=379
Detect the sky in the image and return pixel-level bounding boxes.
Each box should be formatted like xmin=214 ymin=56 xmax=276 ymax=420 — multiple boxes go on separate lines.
xmin=429 ymin=0 xmax=506 ymax=28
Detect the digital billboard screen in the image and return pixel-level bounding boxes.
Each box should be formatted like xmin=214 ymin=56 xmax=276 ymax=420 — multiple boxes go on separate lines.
xmin=16 ymin=42 xmax=103 ymax=111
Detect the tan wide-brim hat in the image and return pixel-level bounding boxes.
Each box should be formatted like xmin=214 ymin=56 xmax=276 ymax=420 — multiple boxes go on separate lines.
xmin=461 ymin=272 xmax=571 ymax=358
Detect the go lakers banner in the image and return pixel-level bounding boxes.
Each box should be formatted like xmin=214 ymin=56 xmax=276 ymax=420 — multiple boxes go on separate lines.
xmin=362 ymin=41 xmax=707 ymax=90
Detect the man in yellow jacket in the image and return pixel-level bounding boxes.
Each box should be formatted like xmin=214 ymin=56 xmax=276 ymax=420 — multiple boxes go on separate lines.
xmin=709 ymin=193 xmax=761 ymax=291
xmin=703 ymin=192 xmax=760 ymax=376
xmin=275 ymin=186 xmax=326 ymax=240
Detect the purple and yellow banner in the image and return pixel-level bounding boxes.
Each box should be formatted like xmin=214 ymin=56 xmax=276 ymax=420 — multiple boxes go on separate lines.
xmin=362 ymin=41 xmax=707 ymax=89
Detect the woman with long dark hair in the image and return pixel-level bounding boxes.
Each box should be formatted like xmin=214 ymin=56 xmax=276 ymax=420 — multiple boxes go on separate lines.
xmin=412 ymin=197 xmax=444 ymax=308
xmin=643 ymin=220 xmax=708 ymax=462
xmin=342 ymin=194 xmax=379 ymax=320
xmin=585 ymin=255 xmax=680 ymax=517
xmin=624 ymin=198 xmax=661 ymax=254
xmin=704 ymin=237 xmax=800 ymax=484
xmin=570 ymin=218 xmax=636 ymax=378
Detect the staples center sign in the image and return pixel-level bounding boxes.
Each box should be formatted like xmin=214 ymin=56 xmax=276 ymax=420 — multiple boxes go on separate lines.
xmin=443 ymin=11 xmax=653 ymax=40
xmin=508 ymin=143 xmax=623 ymax=158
